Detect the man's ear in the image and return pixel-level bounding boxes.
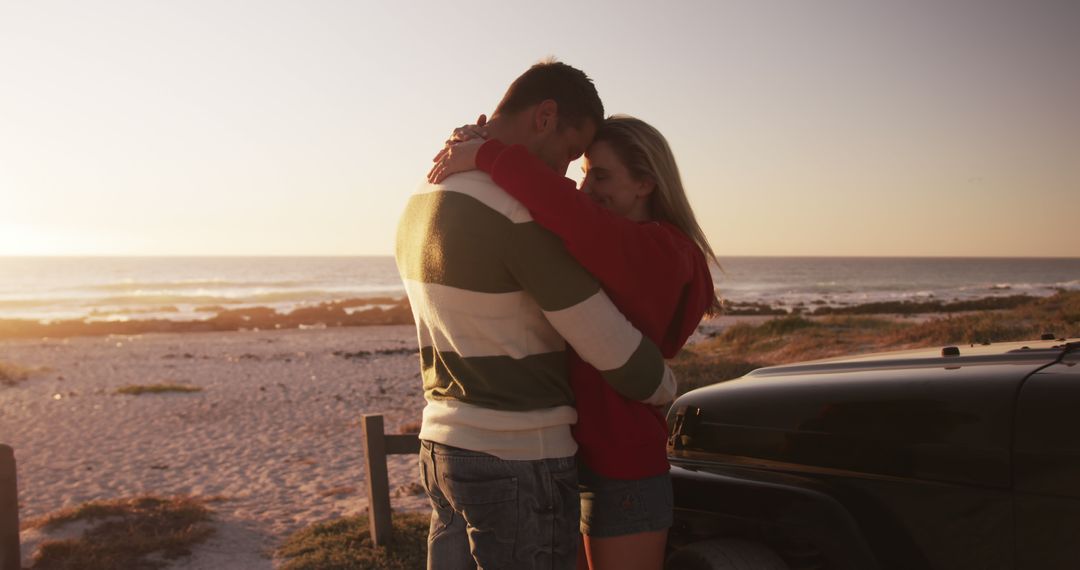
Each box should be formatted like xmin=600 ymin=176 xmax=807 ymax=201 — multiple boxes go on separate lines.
xmin=533 ymin=99 xmax=559 ymax=134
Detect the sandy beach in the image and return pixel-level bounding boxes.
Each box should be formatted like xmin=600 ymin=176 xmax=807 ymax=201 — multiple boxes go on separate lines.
xmin=1 ymin=325 xmax=430 ymax=568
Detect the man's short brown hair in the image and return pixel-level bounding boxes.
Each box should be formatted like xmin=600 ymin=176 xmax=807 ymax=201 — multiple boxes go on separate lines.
xmin=494 ymin=59 xmax=604 ymax=130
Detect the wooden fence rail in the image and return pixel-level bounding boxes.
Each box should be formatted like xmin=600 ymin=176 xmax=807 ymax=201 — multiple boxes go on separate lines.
xmin=360 ymin=415 xmax=420 ymax=547
xmin=0 ymin=444 xmax=20 ymax=570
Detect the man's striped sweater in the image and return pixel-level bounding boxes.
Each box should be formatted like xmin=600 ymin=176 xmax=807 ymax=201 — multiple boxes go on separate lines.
xmin=396 ymin=170 xmax=675 ymax=460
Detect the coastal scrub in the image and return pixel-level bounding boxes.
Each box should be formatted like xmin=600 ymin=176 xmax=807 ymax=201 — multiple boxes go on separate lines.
xmin=277 ymin=512 xmax=429 ymax=570
xmin=116 ymin=383 xmax=203 ymax=395
xmin=0 ymin=360 xmax=45 ymax=387
xmin=674 ymin=291 xmax=1080 ymax=393
xmin=25 ymin=495 xmax=214 ymax=569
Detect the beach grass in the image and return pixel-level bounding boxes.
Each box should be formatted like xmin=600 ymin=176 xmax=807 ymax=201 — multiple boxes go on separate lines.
xmin=807 ymin=293 xmax=1041 ymax=315
xmin=674 ymin=291 xmax=1080 ymax=392
xmin=115 ymin=383 xmax=203 ymax=396
xmin=276 ymin=512 xmax=429 ymax=570
xmin=671 ymin=349 xmax=765 ymax=396
xmin=26 ymin=495 xmax=214 ymax=570
xmin=0 ymin=360 xmax=46 ymax=387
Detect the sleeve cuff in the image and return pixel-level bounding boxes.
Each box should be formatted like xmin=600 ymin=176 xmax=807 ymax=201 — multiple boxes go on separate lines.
xmin=641 ymin=365 xmax=677 ymax=406
xmin=475 ymin=139 xmax=508 ymax=173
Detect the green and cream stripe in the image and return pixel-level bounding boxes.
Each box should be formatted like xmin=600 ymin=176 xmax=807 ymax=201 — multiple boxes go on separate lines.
xmin=397 ymin=172 xmax=673 ymax=460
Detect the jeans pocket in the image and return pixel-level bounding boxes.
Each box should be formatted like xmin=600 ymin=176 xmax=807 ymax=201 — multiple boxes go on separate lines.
xmin=445 ymin=476 xmax=518 ymax=567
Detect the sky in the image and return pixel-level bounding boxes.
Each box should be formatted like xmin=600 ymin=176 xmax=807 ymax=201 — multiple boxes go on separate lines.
xmin=1 ymin=0 xmax=1077 ymax=258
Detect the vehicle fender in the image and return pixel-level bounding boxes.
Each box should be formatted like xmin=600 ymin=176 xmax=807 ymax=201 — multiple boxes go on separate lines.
xmin=670 ymin=463 xmax=881 ymax=570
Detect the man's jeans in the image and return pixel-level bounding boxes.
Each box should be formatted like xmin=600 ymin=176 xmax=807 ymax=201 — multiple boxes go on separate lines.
xmin=419 ymin=440 xmax=580 ymax=570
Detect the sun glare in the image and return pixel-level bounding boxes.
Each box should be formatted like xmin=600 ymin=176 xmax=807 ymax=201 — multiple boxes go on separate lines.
xmin=0 ymin=223 xmax=100 ymax=256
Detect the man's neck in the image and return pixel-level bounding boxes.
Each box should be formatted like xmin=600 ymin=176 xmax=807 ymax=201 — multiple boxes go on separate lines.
xmin=485 ymin=114 xmax=529 ymax=149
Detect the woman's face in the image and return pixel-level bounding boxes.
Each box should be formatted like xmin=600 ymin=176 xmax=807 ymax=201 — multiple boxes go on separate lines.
xmin=580 ymin=140 xmax=653 ymax=222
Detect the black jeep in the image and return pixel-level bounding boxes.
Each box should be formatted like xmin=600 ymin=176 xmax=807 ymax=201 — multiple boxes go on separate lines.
xmin=664 ymin=337 xmax=1080 ymax=570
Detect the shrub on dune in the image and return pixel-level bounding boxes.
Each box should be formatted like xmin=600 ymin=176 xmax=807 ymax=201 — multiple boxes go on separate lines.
xmin=680 ymin=291 xmax=1080 ymax=391
xmin=24 ymin=495 xmax=215 ymax=570
xmin=276 ymin=512 xmax=429 ymax=570
xmin=0 ymin=360 xmax=45 ymax=387
xmin=115 ymin=383 xmax=203 ymax=395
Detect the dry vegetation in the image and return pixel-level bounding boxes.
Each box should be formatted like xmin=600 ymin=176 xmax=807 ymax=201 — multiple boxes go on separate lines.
xmin=0 ymin=360 xmax=46 ymax=387
xmin=115 ymin=383 xmax=203 ymax=396
xmin=276 ymin=512 xmax=429 ymax=570
xmin=25 ymin=496 xmax=214 ymax=569
xmin=674 ymin=291 xmax=1080 ymax=394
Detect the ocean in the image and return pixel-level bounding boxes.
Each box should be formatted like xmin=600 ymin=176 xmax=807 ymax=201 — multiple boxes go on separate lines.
xmin=0 ymin=256 xmax=1077 ymax=323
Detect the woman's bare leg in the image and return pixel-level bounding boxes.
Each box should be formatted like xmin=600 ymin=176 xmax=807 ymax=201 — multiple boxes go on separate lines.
xmin=583 ymin=529 xmax=668 ymax=570
xmin=577 ymin=535 xmax=591 ymax=569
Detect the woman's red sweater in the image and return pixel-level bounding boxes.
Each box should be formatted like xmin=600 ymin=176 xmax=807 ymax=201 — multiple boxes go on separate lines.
xmin=475 ymin=139 xmax=715 ymax=479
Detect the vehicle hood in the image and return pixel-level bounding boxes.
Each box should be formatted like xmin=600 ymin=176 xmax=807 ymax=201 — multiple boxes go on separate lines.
xmin=668 ymin=339 xmax=1076 ymax=487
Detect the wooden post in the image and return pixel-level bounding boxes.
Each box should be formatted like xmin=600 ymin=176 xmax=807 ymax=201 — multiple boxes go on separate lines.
xmin=361 ymin=415 xmax=393 ymax=546
xmin=358 ymin=414 xmax=416 ymax=548
xmin=0 ymin=444 xmax=20 ymax=570
xmin=360 ymin=415 xmax=422 ymax=548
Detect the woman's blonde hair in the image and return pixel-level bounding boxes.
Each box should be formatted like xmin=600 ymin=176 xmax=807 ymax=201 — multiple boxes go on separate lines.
xmin=594 ymin=115 xmax=722 ymax=315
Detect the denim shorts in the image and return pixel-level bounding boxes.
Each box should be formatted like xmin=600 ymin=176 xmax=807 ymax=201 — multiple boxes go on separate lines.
xmin=578 ymin=462 xmax=673 ymax=538
xmin=419 ymin=440 xmax=580 ymax=570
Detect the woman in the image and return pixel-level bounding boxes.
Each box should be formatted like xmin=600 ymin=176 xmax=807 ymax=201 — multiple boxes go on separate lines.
xmin=431 ymin=115 xmax=720 ymax=570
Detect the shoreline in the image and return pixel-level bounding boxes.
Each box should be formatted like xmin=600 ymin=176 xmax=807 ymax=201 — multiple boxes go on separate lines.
xmin=0 ymin=297 xmax=414 ymax=341
xmin=0 ymin=293 xmax=1049 ymax=341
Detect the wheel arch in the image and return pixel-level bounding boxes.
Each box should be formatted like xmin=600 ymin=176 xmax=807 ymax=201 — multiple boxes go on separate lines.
xmin=669 ymin=464 xmax=882 ymax=570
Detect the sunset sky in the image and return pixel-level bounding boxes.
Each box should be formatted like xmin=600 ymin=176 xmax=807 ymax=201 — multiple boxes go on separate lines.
xmin=1 ymin=1 xmax=1077 ymax=257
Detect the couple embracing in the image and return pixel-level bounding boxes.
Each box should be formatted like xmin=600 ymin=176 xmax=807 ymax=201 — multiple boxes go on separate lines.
xmin=396 ymin=59 xmax=719 ymax=570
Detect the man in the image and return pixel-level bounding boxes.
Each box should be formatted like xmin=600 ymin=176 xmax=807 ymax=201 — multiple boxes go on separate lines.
xmin=396 ymin=60 xmax=676 ymax=570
